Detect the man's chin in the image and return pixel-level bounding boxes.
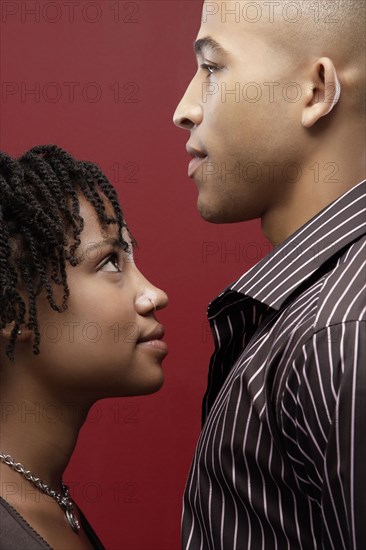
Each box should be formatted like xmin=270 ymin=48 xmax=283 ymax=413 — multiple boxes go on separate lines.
xmin=197 ymin=199 xmax=257 ymax=224
xmin=197 ymin=200 xmax=230 ymax=224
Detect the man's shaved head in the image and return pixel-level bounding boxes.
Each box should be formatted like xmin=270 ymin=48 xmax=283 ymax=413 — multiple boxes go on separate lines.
xmin=271 ymin=0 xmax=365 ymax=63
xmin=202 ymin=0 xmax=365 ymax=62
xmin=174 ymin=0 xmax=365 ymax=239
xmin=200 ymin=0 xmax=365 ymax=108
xmin=263 ymin=0 xmax=366 ymax=106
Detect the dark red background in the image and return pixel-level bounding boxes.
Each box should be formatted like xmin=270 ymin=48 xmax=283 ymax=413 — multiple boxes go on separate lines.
xmin=0 ymin=2 xmax=269 ymax=548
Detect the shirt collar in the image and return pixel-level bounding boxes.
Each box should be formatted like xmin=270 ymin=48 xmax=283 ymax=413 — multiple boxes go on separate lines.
xmin=229 ymin=180 xmax=366 ymax=311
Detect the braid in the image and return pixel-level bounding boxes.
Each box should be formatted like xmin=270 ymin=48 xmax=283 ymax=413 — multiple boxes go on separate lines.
xmin=0 ymin=145 xmax=132 ymax=363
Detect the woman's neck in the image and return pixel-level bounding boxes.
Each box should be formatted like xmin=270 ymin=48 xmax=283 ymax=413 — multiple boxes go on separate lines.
xmin=0 ymin=386 xmax=90 ymax=493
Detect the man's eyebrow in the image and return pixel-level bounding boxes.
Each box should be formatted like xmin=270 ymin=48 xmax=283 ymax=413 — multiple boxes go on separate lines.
xmin=194 ymin=36 xmax=229 ymax=58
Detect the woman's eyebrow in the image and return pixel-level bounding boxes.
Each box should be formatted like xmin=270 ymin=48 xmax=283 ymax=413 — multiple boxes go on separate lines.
xmin=194 ymin=36 xmax=229 ymax=58
xmin=95 ymin=237 xmax=123 ymax=249
xmin=81 ymin=238 xmax=125 ymax=261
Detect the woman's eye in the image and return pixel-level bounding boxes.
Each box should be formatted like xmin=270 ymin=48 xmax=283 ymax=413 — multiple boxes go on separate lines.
xmin=200 ymin=63 xmax=220 ymax=78
xmin=99 ymin=253 xmax=122 ymax=273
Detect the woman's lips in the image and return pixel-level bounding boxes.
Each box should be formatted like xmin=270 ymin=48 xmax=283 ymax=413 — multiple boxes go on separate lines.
xmin=137 ymin=339 xmax=168 ymax=355
xmin=137 ymin=324 xmax=168 ymax=355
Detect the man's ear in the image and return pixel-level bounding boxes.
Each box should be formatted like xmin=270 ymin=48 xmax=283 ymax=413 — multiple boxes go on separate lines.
xmin=301 ymin=57 xmax=341 ymax=128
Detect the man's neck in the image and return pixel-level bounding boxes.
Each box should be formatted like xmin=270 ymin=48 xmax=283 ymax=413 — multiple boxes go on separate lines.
xmin=262 ymin=153 xmax=365 ymax=245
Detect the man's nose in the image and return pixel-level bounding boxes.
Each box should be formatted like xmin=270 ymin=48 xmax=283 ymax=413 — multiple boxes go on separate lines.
xmin=173 ymin=80 xmax=203 ymax=130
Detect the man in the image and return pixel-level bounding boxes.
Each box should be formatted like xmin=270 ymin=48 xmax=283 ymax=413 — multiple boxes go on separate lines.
xmin=173 ymin=1 xmax=365 ymax=548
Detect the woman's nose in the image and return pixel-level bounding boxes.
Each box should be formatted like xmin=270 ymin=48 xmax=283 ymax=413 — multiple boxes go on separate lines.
xmin=135 ymin=285 xmax=168 ymax=315
xmin=149 ymin=286 xmax=169 ymax=312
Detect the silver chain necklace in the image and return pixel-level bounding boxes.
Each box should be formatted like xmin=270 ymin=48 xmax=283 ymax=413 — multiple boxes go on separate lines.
xmin=0 ymin=452 xmax=80 ymax=533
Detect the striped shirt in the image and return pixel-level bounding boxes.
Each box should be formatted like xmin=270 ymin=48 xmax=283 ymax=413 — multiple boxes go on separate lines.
xmin=182 ymin=180 xmax=366 ymax=550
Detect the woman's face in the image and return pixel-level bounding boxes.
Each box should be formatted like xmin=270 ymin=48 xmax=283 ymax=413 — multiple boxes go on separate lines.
xmin=6 ymin=193 xmax=169 ymax=404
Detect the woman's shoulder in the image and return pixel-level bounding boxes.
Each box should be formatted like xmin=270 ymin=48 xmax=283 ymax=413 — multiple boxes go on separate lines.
xmin=0 ymin=496 xmax=52 ymax=550
xmin=0 ymin=497 xmax=106 ymax=550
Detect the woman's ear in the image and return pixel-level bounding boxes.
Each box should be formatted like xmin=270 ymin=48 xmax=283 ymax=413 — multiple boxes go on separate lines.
xmin=302 ymin=57 xmax=341 ymax=128
xmin=0 ymin=322 xmax=32 ymax=341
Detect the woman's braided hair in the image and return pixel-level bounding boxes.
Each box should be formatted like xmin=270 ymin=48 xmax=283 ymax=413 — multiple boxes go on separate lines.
xmin=0 ymin=145 xmax=132 ymax=363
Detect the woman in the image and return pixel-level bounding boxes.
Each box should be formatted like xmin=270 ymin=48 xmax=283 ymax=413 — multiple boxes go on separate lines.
xmin=0 ymin=145 xmax=168 ymax=549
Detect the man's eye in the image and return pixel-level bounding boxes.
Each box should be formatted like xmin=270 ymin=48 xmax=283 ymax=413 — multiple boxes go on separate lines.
xmin=99 ymin=253 xmax=122 ymax=273
xmin=200 ymin=63 xmax=220 ymax=78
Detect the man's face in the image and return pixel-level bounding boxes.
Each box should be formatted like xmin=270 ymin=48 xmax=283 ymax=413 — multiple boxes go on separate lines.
xmin=173 ymin=0 xmax=308 ymax=223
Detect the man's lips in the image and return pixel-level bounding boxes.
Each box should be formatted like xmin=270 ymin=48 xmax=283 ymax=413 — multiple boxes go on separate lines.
xmin=186 ymin=144 xmax=208 ymax=178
